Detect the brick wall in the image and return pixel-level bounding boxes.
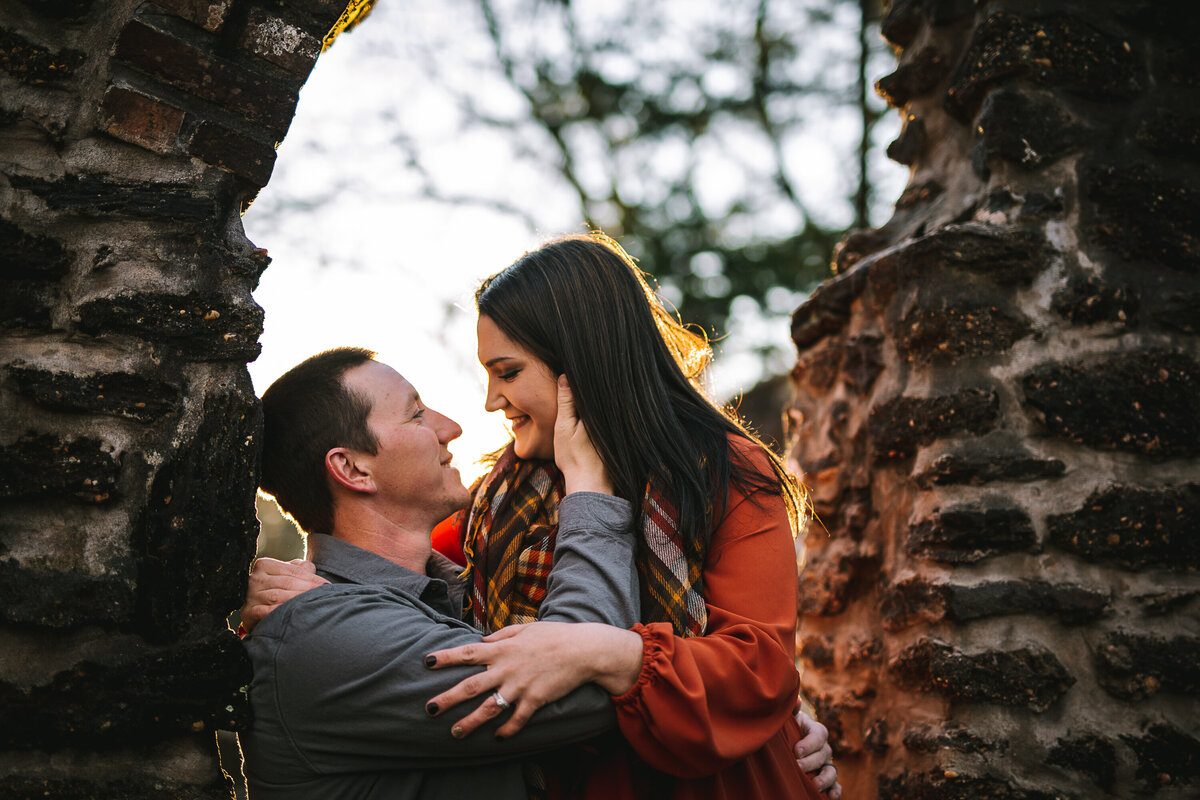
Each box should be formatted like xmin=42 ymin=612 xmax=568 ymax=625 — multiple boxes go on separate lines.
xmin=789 ymin=1 xmax=1200 ymax=798
xmin=0 ymin=1 xmax=351 ymax=795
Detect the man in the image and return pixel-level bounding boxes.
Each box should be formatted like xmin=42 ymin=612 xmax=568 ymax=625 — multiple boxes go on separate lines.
xmin=241 ymin=347 xmax=643 ymax=798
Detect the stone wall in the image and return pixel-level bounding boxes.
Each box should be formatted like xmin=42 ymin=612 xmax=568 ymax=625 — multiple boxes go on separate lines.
xmin=788 ymin=1 xmax=1200 ymax=798
xmin=0 ymin=1 xmax=351 ymax=795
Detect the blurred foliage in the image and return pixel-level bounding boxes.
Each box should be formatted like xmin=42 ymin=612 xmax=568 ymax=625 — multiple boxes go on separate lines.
xmin=451 ymin=0 xmax=897 ymax=347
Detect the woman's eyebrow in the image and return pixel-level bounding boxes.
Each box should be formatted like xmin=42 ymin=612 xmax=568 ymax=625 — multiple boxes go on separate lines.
xmin=483 ymin=356 xmax=516 ymax=369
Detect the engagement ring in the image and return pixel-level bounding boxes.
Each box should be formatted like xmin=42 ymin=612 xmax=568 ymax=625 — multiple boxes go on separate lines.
xmin=493 ymin=690 xmax=510 ymax=710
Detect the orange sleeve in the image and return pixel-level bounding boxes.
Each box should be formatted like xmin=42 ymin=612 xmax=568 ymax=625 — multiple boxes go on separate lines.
xmin=611 ymin=458 xmax=800 ymax=778
xmin=430 ymin=510 xmax=467 ymax=566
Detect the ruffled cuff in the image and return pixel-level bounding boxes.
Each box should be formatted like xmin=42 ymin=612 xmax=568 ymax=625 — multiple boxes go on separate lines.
xmin=610 ymin=622 xmax=671 ymax=705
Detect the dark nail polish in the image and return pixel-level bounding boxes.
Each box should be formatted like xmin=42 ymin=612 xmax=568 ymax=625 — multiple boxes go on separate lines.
xmin=426 ymin=703 xmax=439 ymax=717
xmin=424 ymin=655 xmax=436 ymax=667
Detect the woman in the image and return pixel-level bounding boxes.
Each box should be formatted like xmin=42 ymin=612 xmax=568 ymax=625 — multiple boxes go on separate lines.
xmin=422 ymin=232 xmax=832 ymax=799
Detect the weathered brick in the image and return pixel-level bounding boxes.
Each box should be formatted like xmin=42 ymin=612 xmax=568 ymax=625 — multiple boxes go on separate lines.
xmin=1047 ymin=483 xmax=1200 ymax=571
xmin=0 ymin=28 xmax=86 ymax=84
xmin=1085 ymin=161 xmax=1199 ymax=272
xmin=792 ymin=264 xmax=870 ymax=349
xmin=880 ymin=0 xmax=922 ymax=47
xmin=887 ymin=224 xmax=1053 ymax=287
xmin=0 ymin=281 xmax=56 ymax=330
xmin=945 ymin=12 xmax=1142 ymax=122
xmin=0 ymin=633 xmax=249 ymax=748
xmin=914 ymin=443 xmax=1065 ymax=488
xmin=8 ymin=174 xmax=214 ymax=221
xmin=799 ymin=634 xmax=836 ymax=671
xmin=798 ymin=546 xmax=881 ymax=616
xmin=880 ymin=769 xmax=1063 ymax=800
xmin=945 ymin=580 xmax=1108 ymax=624
xmin=864 ymin=717 xmax=890 ymax=754
xmin=842 ymin=335 xmax=884 ymax=393
xmin=908 ymin=503 xmax=1036 ymax=563
xmin=149 ymin=0 xmax=234 ymax=32
xmin=0 ymin=218 xmax=71 ymax=281
xmin=972 ymin=89 xmax=1088 ymax=176
xmin=880 ymin=0 xmax=973 ymax=48
xmin=185 ymin=121 xmax=277 ymax=186
xmin=877 ymin=46 xmax=950 ymax=108
xmin=1050 ymin=274 xmax=1138 ymax=326
xmin=1022 ymin=351 xmax=1200 ymax=459
xmin=1096 ymin=631 xmax=1200 ymax=700
xmin=113 ymin=20 xmax=302 ymax=135
xmin=881 ymin=577 xmax=1108 ymax=629
xmin=240 ymin=7 xmax=322 ymax=76
xmin=132 ymin=387 xmax=260 ymax=639
xmin=886 ymin=115 xmax=925 ymax=165
xmin=99 ymin=85 xmax=186 ymax=155
xmin=17 ymin=0 xmax=95 ymax=20
xmin=1157 ymin=287 xmax=1200 ymax=334
xmin=897 ymin=300 xmax=1032 ymax=365
xmin=1136 ymin=107 xmax=1200 ymax=161
xmin=0 ymin=776 xmax=227 ymax=800
xmin=869 ymin=388 xmax=1000 ymax=461
xmin=1046 ymin=733 xmax=1116 ymax=792
xmin=894 ymin=178 xmax=943 ymax=209
xmin=1140 ymin=589 xmax=1200 ymax=616
xmin=0 ymin=435 xmax=120 ymax=503
xmin=1121 ymin=724 xmax=1200 ymax=790
xmin=6 ymin=363 xmax=182 ymax=422
xmin=74 ymin=291 xmax=263 ymax=361
xmin=891 ymin=638 xmax=1074 ymax=712
xmin=0 ymin=561 xmax=134 ymax=628
xmin=902 ymin=723 xmax=1000 ymax=754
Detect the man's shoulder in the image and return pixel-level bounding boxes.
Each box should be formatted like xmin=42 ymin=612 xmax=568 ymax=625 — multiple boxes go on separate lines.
xmin=250 ymin=582 xmax=427 ymax=645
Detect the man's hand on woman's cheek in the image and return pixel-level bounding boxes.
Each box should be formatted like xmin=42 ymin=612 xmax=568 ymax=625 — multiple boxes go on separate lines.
xmin=239 ymin=557 xmax=328 ymax=633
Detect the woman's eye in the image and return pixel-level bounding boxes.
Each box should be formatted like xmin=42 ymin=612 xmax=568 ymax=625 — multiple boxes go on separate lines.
xmin=498 ymin=370 xmax=519 ymax=381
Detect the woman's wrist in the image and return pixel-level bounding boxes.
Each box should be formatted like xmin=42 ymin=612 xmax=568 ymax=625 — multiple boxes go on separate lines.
xmin=586 ymin=625 xmax=644 ymax=695
xmin=563 ymin=469 xmax=614 ymax=496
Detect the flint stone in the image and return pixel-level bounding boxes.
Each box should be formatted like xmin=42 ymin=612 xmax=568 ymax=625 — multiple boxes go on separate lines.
xmin=1047 ymin=483 xmax=1200 ymax=571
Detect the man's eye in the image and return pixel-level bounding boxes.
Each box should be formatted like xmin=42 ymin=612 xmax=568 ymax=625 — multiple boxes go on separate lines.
xmin=413 ymin=408 xmax=425 ymax=419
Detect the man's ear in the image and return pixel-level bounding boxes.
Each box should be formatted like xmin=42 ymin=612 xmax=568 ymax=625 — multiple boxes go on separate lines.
xmin=325 ymin=448 xmax=376 ymax=495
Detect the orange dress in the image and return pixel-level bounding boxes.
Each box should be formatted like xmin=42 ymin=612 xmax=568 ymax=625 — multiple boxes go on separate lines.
xmin=542 ymin=443 xmax=823 ymax=800
xmin=436 ymin=441 xmax=824 ymax=799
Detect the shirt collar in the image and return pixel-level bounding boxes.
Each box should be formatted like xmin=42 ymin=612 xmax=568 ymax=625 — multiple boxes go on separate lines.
xmin=307 ymin=533 xmax=444 ymax=604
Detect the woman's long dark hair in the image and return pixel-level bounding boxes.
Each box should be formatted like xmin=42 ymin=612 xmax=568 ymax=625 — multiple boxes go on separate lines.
xmin=475 ymin=232 xmax=805 ymax=554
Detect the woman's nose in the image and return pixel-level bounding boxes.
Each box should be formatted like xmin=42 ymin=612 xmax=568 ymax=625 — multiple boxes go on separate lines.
xmin=483 ymin=378 xmax=505 ymax=413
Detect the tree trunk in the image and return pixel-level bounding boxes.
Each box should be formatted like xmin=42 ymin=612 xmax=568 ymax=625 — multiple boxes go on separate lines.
xmin=0 ymin=1 xmax=352 ymax=795
xmin=789 ymin=1 xmax=1200 ymax=798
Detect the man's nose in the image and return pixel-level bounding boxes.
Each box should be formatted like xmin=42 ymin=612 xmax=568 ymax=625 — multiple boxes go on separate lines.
xmin=430 ymin=409 xmax=462 ymax=442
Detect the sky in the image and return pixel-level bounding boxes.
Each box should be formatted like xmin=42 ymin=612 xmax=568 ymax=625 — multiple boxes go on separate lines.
xmin=242 ymin=0 xmax=903 ymax=484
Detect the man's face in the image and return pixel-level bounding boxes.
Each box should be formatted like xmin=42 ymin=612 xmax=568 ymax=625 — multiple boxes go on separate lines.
xmin=340 ymin=361 xmax=472 ymax=526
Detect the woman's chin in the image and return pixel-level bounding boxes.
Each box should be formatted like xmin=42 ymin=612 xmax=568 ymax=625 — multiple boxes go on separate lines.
xmin=514 ymin=436 xmax=554 ymax=462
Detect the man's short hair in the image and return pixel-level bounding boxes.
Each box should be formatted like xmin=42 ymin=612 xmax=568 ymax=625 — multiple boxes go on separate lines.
xmin=260 ymin=347 xmax=379 ymax=533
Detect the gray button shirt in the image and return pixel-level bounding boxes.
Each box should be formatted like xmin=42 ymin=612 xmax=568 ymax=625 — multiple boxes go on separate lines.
xmin=242 ymin=492 xmax=639 ymax=799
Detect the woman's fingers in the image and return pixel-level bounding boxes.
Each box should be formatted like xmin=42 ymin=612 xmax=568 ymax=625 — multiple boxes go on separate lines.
xmin=553 ymin=376 xmax=613 ymax=494
xmin=495 ymin=698 xmax=539 ymax=738
xmin=447 ymin=691 xmax=513 ymax=739
xmin=424 ymin=663 xmax=494 ymax=716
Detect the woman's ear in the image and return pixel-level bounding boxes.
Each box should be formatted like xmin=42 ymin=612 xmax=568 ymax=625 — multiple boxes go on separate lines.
xmin=325 ymin=448 xmax=376 ymax=495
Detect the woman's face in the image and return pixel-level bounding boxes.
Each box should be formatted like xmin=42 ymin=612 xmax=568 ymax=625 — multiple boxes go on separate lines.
xmin=477 ymin=314 xmax=559 ymax=460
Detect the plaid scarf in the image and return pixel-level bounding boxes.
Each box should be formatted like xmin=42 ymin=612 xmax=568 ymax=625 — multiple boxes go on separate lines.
xmin=463 ymin=442 xmax=708 ymax=637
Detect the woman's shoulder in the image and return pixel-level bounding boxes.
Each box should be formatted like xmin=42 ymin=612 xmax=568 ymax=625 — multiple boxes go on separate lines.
xmin=723 ymin=431 xmax=777 ymax=479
